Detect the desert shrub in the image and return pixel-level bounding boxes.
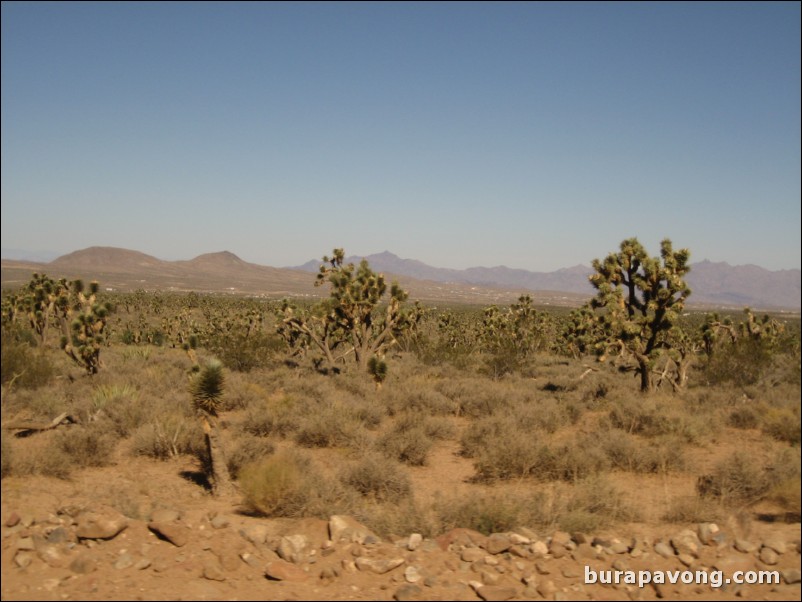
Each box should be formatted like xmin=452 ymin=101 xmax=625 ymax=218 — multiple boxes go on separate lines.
xmin=435 ymin=489 xmax=550 ymax=535
xmin=559 ymin=476 xmax=636 ymax=532
xmin=552 ymin=438 xmax=611 ymax=482
xmin=295 ymin=403 xmax=366 ymax=449
xmin=239 ymin=450 xmax=348 ymax=518
xmin=357 ymin=499 xmax=439 ymax=540
xmin=386 ymin=387 xmax=458 ymax=417
xmin=728 ymin=404 xmax=762 ymax=429
xmin=131 ymin=415 xmax=206 ymax=460
xmin=1 ymin=431 xmax=12 ymax=479
xmin=598 ymin=430 xmax=686 ymax=474
xmin=472 ymin=429 xmax=549 ymax=481
xmin=241 ymin=399 xmax=302 ymax=438
xmin=204 ymin=329 xmax=284 ymax=372
xmin=696 ymin=453 xmax=764 ymax=504
xmin=662 ymin=496 xmax=724 ymax=524
xmin=1 ymin=335 xmax=53 ymax=390
xmin=608 ymin=396 xmax=708 ymax=443
xmin=376 ymin=421 xmax=433 ymax=466
xmin=225 ymin=435 xmax=275 ymax=478
xmin=762 ymin=406 xmax=801 ymax=445
xmin=704 ymin=339 xmax=774 ymax=386
xmin=339 ymin=454 xmax=412 ymax=503
xmin=54 ymin=425 xmax=117 ymax=470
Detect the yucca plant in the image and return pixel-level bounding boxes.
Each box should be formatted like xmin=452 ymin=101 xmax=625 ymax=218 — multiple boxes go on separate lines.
xmin=190 ymin=360 xmax=234 ymax=496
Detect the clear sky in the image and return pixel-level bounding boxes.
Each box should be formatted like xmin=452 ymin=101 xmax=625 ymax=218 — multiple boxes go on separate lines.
xmin=2 ymin=2 xmax=800 ymax=271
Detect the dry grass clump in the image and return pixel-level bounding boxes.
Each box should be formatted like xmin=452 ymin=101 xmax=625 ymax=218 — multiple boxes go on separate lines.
xmin=239 ymin=449 xmax=350 ymax=518
xmin=558 ymin=476 xmax=638 ymax=533
xmin=435 ymin=489 xmax=551 ymax=535
xmin=376 ymin=421 xmax=433 ymax=467
xmin=295 ymin=402 xmax=371 ymax=450
xmin=596 ymin=430 xmax=686 ymax=474
xmin=225 ymin=434 xmax=275 ymax=479
xmin=608 ymin=395 xmax=711 ymax=443
xmin=130 ymin=415 xmax=206 ymax=460
xmin=338 ymin=453 xmax=412 ymax=503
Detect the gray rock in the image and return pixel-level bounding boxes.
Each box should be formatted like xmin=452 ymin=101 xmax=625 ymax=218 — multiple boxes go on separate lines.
xmin=734 ymin=538 xmax=757 ymax=553
xmin=530 ymin=540 xmax=549 ymax=557
xmin=76 ymin=511 xmax=128 ymax=540
xmin=537 ymin=580 xmax=557 ymax=598
xmin=16 ymin=537 xmax=35 ymax=551
xmin=203 ymin=562 xmax=226 ymax=581
xmin=355 ymin=556 xmax=404 ymax=574
xmin=476 ymin=585 xmax=518 ymax=601
xmin=277 ymin=534 xmax=309 ymax=563
xmin=69 ymin=554 xmax=96 ymax=574
xmin=407 ymin=533 xmax=423 ymax=551
xmin=114 ymin=553 xmax=134 ymax=570
xmin=485 ymin=533 xmax=512 ymax=555
xmin=758 ymin=547 xmax=779 ymax=566
xmin=150 ymin=508 xmax=180 ymax=523
xmin=14 ymin=551 xmax=34 ymax=569
xmin=404 ymin=565 xmax=422 ymax=583
xmin=240 ymin=524 xmax=269 ymax=545
xmin=561 ymin=566 xmax=581 ymax=578
xmin=394 ymin=584 xmax=423 ymax=601
xmin=135 ymin=558 xmax=152 ymax=570
xmin=329 ymin=515 xmax=377 ymax=544
xmin=210 ymin=515 xmax=230 ymax=529
xmin=45 ymin=527 xmax=71 ymax=544
xmin=782 ymin=569 xmax=801 ymax=584
xmin=697 ymin=523 xmax=720 ymax=545
xmin=654 ymin=542 xmax=675 ymax=558
xmin=671 ymin=529 xmax=701 ymax=557
xmin=148 ymin=521 xmax=189 ymax=547
xmin=461 ymin=547 xmax=485 ymax=563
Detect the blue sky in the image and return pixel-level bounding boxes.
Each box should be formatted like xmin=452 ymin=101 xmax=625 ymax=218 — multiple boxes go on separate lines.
xmin=2 ymin=2 xmax=800 ymax=271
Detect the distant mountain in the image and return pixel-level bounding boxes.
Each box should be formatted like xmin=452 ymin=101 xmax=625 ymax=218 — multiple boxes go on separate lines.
xmin=295 ymin=252 xmax=800 ymax=310
xmin=0 ymin=248 xmax=62 ymax=263
xmin=2 ymin=247 xmax=798 ymax=309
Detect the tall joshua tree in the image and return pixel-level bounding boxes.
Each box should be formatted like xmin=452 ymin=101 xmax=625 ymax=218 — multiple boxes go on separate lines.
xmin=589 ymin=238 xmax=691 ymax=392
xmin=190 ymin=360 xmax=235 ymax=496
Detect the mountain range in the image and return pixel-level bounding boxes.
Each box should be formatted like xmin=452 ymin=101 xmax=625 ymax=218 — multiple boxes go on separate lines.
xmin=1 ymin=247 xmax=799 ymax=311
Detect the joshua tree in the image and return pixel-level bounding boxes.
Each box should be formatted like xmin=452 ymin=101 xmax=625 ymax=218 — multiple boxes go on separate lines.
xmin=589 ymin=238 xmax=691 ymax=392
xmin=57 ymin=280 xmax=112 ymax=375
xmin=278 ymin=249 xmax=413 ymax=373
xmin=190 ymin=360 xmax=235 ymax=497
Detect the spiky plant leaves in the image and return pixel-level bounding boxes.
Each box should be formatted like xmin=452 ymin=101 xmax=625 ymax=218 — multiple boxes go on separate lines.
xmin=191 ymin=360 xmax=225 ymax=416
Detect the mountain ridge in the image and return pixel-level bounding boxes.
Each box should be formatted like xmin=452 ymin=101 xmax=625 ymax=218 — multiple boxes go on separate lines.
xmin=1 ymin=246 xmax=799 ymax=310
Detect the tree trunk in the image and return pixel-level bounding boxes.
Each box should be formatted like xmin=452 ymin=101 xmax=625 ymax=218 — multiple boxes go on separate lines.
xmin=637 ymin=356 xmax=653 ymax=393
xmin=202 ymin=415 xmax=236 ymax=497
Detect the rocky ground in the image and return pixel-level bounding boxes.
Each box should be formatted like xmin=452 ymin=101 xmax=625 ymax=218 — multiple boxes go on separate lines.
xmin=2 ymin=464 xmax=800 ymax=602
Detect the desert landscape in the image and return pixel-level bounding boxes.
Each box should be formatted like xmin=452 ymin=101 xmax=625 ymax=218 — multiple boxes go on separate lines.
xmin=1 ymin=242 xmax=800 ymax=601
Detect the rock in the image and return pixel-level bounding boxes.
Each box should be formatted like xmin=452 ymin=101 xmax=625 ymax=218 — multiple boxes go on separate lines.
xmin=509 ymin=532 xmax=531 ymax=545
xmin=277 ymin=534 xmax=309 ymax=563
xmin=5 ymin=512 xmax=21 ymax=528
xmin=436 ymin=527 xmax=488 ymax=551
xmin=697 ymin=523 xmax=720 ymax=545
xmin=69 ymin=554 xmax=96 ymax=574
xmin=782 ymin=569 xmax=801 ymax=584
xmin=265 ymin=560 xmax=310 ymax=582
xmin=404 ymin=565 xmax=422 ymax=583
xmin=480 ymin=569 xmax=500 ymax=585
xmin=612 ymin=558 xmax=630 ymax=571
xmin=677 ymin=553 xmax=695 ymax=567
xmin=14 ymin=551 xmax=34 ymax=569
xmin=329 ymin=515 xmax=378 ymax=544
xmin=76 ymin=511 xmax=128 ymax=540
xmin=759 ymin=547 xmax=779 ymax=565
xmin=240 ymin=524 xmax=269 ymax=546
xmin=203 ymin=562 xmax=226 ymax=581
xmin=148 ymin=522 xmax=189 ymax=547
xmin=530 ymin=540 xmax=549 ymax=557
xmin=150 ymin=508 xmax=180 ymax=523
xmin=394 ymin=584 xmax=423 ymax=601
xmin=461 ymin=547 xmax=485 ymax=563
xmin=36 ymin=543 xmax=65 ymax=568
xmin=476 ymin=585 xmax=518 ymax=601
xmin=114 ymin=553 xmax=134 ymax=570
xmin=713 ymin=557 xmax=755 ymax=574
xmin=762 ymin=537 xmax=787 ymax=555
xmin=16 ymin=537 xmax=35 ymax=551
xmin=509 ymin=544 xmax=531 ymax=558
xmin=407 ymin=533 xmax=423 ymax=551
xmin=572 ymin=542 xmax=598 ymax=561
xmin=537 ymin=580 xmax=557 ymax=598
xmin=355 ymin=556 xmax=405 ymax=574
xmin=734 ymin=538 xmax=757 ymax=553
xmin=485 ymin=533 xmax=512 ymax=555
xmin=561 ymin=566 xmax=581 ymax=578
xmin=654 ymin=542 xmax=675 ymax=558
xmin=671 ymin=529 xmax=701 ymax=557
xmin=535 ymin=560 xmax=551 ymax=575
xmin=210 ymin=515 xmax=230 ymax=530
xmin=135 ymin=558 xmax=152 ymax=570
xmin=45 ymin=527 xmax=72 ymax=545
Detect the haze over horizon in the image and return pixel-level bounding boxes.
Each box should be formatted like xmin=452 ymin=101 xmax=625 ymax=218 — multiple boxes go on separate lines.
xmin=2 ymin=3 xmax=800 ymax=271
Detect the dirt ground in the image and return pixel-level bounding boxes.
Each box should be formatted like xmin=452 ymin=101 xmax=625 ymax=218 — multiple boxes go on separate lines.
xmin=2 ymin=451 xmax=800 ymax=602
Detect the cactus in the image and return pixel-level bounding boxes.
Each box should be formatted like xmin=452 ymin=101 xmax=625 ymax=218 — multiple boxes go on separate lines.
xmin=58 ymin=279 xmax=112 ymax=375
xmin=588 ymin=238 xmax=691 ymax=392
